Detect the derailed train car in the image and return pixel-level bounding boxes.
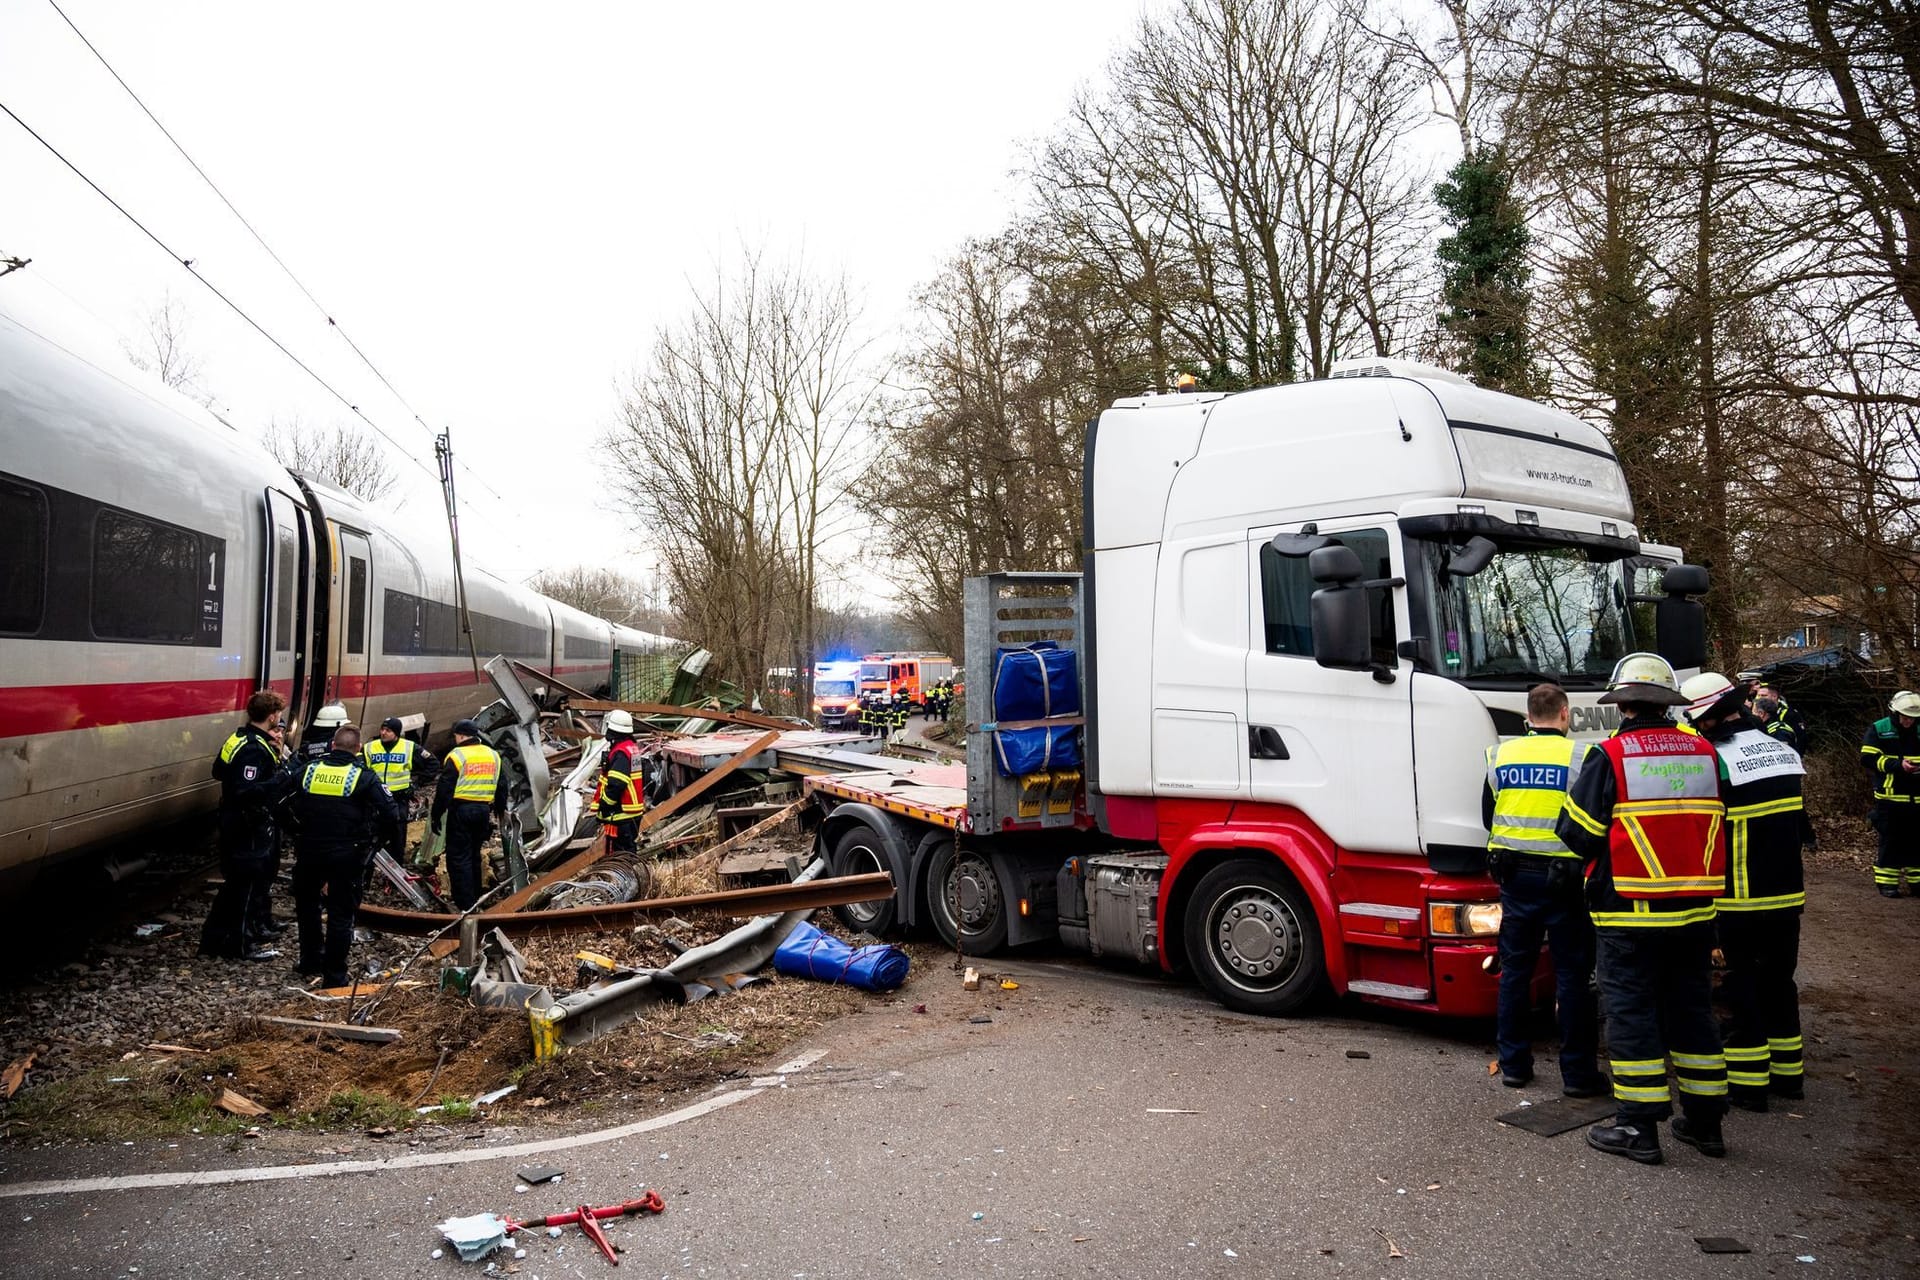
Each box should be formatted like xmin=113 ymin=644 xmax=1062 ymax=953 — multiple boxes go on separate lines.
xmin=0 ymin=310 xmax=673 ymax=893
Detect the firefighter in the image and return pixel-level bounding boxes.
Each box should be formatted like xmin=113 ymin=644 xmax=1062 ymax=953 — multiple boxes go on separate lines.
xmin=290 ymin=724 xmax=399 ymax=988
xmin=1861 ymin=690 xmax=1920 ymax=897
xmin=297 ymin=703 xmax=349 ymax=765
xmin=1751 ymin=687 xmax=1802 ymax=751
xmin=890 ymin=687 xmax=910 ymax=740
xmin=595 ymin=709 xmax=647 ymax=854
xmin=1739 ymin=670 xmax=1809 ymax=744
xmin=360 ymin=717 xmax=435 ymax=860
xmin=940 ymin=678 xmax=955 ymax=723
xmin=1558 ymin=653 xmax=1731 ymax=1165
xmin=430 ymin=719 xmax=503 ymax=910
xmin=859 ymin=690 xmax=881 ymax=738
xmin=1482 ymin=683 xmax=1605 ymax=1096
xmin=1681 ymin=672 xmax=1808 ymax=1108
xmin=199 ymin=690 xmax=295 ymax=961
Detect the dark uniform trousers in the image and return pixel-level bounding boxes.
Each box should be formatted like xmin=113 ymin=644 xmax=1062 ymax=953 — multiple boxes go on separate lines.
xmin=204 ymin=812 xmax=277 ymax=955
xmin=1716 ymin=911 xmax=1804 ymax=1100
xmin=294 ymin=848 xmax=372 ymax=981
xmin=1496 ymin=860 xmax=1601 ymax=1085
xmin=1596 ymin=922 xmax=1729 ymax=1123
xmin=443 ymin=801 xmax=493 ymax=910
xmin=1874 ymin=805 xmax=1920 ymax=891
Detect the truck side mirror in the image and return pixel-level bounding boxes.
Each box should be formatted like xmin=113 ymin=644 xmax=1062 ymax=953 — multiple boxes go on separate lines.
xmin=1308 ymin=544 xmax=1364 ymax=585
xmin=1655 ymin=563 xmax=1710 ymax=670
xmin=1310 ymin=584 xmax=1373 ymax=670
xmin=1446 ymin=536 xmax=1499 ymax=577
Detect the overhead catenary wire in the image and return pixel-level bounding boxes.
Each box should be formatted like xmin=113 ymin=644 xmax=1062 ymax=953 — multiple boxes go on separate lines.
xmin=43 ymin=0 xmax=522 ymax=519
xmin=0 ymin=99 xmax=444 ymax=488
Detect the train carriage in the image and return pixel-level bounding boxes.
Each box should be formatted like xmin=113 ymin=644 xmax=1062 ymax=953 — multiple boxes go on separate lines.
xmin=0 ymin=307 xmax=668 ymax=894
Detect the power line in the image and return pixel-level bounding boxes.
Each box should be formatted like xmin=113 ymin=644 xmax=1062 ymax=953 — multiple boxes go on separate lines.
xmin=0 ymin=98 xmax=440 ymax=486
xmin=46 ymin=0 xmax=520 ymax=517
xmin=46 ymin=0 xmax=443 ymax=445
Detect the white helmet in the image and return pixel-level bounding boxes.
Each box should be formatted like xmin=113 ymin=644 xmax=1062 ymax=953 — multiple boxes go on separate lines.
xmin=1598 ymin=652 xmax=1688 ymax=706
xmin=1679 ymin=672 xmax=1738 ymax=723
xmin=604 ymin=708 xmax=635 ymax=735
xmin=311 ymin=703 xmax=349 ymax=729
xmin=1891 ymin=691 xmax=1920 ymax=718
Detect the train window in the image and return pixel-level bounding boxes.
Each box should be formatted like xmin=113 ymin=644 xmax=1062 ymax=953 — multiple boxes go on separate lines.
xmin=274 ymin=525 xmax=296 ymax=652
xmin=347 ymin=557 xmax=368 ymax=655
xmin=92 ymin=509 xmax=215 ymax=645
xmin=0 ymin=477 xmax=47 ymax=635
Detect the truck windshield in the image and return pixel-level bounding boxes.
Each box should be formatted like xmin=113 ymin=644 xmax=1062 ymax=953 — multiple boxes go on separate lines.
xmin=816 ymin=680 xmax=855 ymax=697
xmin=1424 ymin=541 xmax=1632 ymax=687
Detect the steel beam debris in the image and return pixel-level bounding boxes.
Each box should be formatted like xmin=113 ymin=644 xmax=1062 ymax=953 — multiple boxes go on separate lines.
xmin=565 ymin=699 xmax=802 ymax=733
xmin=354 ymin=871 xmax=894 ymax=937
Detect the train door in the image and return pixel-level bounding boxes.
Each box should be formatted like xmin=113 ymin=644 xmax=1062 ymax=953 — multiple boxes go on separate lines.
xmin=336 ymin=528 xmax=374 ymax=725
xmin=261 ymin=489 xmax=310 ymax=725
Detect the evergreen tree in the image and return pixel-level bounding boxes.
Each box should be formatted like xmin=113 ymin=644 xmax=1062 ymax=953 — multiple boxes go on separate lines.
xmin=1434 ymin=151 xmax=1540 ymax=393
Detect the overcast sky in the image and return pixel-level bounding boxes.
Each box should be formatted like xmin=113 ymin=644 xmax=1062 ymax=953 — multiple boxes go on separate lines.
xmin=1 ymin=0 xmax=1151 ymax=601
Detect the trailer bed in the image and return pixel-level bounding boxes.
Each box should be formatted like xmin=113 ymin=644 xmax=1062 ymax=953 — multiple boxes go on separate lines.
xmin=805 ymin=762 xmax=970 ymax=831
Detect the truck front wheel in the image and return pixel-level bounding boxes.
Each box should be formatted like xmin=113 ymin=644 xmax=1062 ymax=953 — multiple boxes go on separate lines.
xmin=924 ymin=839 xmax=1009 ymax=954
xmin=1182 ymin=858 xmax=1325 ymax=1016
xmin=829 ymin=825 xmax=898 ymax=936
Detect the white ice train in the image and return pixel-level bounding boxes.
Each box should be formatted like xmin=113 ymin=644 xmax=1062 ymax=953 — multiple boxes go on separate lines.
xmin=0 ymin=309 xmax=673 ymax=894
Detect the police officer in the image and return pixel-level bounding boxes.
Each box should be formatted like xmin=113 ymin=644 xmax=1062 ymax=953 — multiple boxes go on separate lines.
xmin=360 ymin=717 xmax=435 ymax=860
xmin=1558 ymin=653 xmax=1731 ymax=1165
xmin=430 ymin=720 xmax=503 ymax=910
xmin=1681 ymin=672 xmax=1809 ymax=1108
xmin=1483 ymin=683 xmax=1605 ymax=1096
xmin=291 ymin=724 xmax=399 ymax=987
xmin=1861 ymin=690 xmax=1920 ymax=897
xmin=200 ymin=690 xmax=294 ymax=961
xmin=596 ymin=709 xmax=647 ymax=853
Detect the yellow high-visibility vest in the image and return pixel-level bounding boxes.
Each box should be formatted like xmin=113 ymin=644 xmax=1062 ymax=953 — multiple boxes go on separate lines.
xmin=361 ymin=737 xmax=417 ymax=792
xmin=302 ymin=760 xmax=362 ymax=797
xmin=448 ymin=743 xmax=501 ymax=804
xmin=1485 ymin=732 xmax=1589 ymax=858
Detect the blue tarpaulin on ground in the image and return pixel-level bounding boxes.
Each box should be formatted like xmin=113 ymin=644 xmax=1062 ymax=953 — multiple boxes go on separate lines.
xmin=773 ymin=920 xmax=911 ymax=991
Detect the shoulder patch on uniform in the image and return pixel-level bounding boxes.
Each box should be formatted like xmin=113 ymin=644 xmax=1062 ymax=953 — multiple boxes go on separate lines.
xmin=242 ymin=765 xmax=259 ymax=781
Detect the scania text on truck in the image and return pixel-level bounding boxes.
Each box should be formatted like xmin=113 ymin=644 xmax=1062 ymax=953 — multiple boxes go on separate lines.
xmin=807 ymin=358 xmax=1709 ymax=1018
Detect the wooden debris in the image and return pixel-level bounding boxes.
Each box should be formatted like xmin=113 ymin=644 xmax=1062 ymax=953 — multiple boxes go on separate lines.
xmin=215 ymin=1088 xmax=269 ymax=1117
xmin=1 ymin=1052 xmax=34 ymax=1100
xmin=254 ymin=1015 xmax=402 ymax=1044
xmin=143 ymin=1043 xmax=205 ymax=1055
xmin=963 ymin=967 xmax=981 ymax=991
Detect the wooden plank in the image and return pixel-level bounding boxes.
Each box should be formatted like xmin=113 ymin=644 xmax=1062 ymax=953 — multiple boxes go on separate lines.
xmin=567 ymin=699 xmax=800 ymax=733
xmin=684 ymin=798 xmax=806 ymax=877
xmin=480 ymin=730 xmax=782 ymax=918
xmin=356 ymin=870 xmax=894 ymax=936
xmin=253 ymin=1016 xmax=402 ymax=1044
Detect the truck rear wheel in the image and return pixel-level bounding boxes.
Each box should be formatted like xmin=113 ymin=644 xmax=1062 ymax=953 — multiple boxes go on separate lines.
xmin=924 ymin=838 xmax=1009 ymax=954
xmin=1183 ymin=858 xmax=1324 ymax=1016
xmin=829 ymin=825 xmax=898 ymax=936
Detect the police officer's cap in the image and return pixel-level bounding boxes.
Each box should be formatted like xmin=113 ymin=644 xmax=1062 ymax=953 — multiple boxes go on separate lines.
xmin=451 ymin=718 xmax=481 ymax=737
xmin=381 ymin=716 xmax=403 ymax=733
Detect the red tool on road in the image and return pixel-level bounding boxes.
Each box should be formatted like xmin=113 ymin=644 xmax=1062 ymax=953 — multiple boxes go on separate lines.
xmin=505 ymin=1193 xmax=664 ymax=1267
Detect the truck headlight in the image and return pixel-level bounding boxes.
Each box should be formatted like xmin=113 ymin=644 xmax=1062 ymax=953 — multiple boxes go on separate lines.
xmin=1429 ymin=901 xmax=1502 ymax=937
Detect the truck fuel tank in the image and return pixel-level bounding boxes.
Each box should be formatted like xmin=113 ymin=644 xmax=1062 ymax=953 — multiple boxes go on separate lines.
xmin=1057 ymin=852 xmax=1168 ymax=966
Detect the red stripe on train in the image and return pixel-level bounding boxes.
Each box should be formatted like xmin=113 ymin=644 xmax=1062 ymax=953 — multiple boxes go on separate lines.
xmin=2 ymin=665 xmax=605 ymax=737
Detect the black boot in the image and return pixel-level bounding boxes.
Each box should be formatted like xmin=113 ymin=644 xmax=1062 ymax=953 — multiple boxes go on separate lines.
xmin=1672 ymin=1114 xmax=1728 ymax=1157
xmin=1563 ymin=1076 xmax=1610 ymax=1099
xmin=1769 ymin=1077 xmax=1804 ymax=1100
xmin=1587 ymin=1118 xmax=1663 ymax=1165
xmin=1728 ymin=1089 xmax=1768 ymax=1113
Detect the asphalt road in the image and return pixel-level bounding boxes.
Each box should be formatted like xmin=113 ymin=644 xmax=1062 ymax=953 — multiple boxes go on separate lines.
xmin=2 ymin=864 xmax=1912 ymax=1279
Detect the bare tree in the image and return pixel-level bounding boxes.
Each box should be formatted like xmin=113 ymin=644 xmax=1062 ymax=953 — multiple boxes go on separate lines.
xmin=604 ymin=251 xmax=873 ymax=694
xmin=125 ymin=290 xmax=216 ymax=408
xmin=262 ymin=415 xmax=400 ymax=505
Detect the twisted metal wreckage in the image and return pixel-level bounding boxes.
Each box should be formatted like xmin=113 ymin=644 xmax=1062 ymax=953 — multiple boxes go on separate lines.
xmin=348 ymin=655 xmax=901 ymax=1059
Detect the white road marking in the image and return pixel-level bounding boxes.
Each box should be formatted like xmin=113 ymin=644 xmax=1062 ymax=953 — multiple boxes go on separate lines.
xmin=771 ymin=1047 xmax=829 ymax=1074
xmin=0 ymin=1069 xmax=791 ymax=1200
